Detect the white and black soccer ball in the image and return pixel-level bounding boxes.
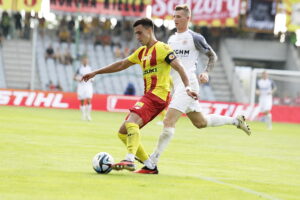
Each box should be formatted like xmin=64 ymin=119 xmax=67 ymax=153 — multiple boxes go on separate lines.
xmin=92 ymin=152 xmax=114 ymax=174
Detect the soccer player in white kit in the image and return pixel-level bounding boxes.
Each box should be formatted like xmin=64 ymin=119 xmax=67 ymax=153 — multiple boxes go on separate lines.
xmin=256 ymin=71 xmax=276 ymax=130
xmin=74 ymin=56 xmax=93 ymax=121
xmin=149 ymin=4 xmax=251 ymax=166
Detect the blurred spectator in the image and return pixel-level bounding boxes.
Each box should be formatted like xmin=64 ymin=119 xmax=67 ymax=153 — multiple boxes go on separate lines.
xmin=103 ymin=19 xmax=112 ymax=33
xmin=23 ymin=12 xmax=31 ymax=39
xmin=13 ymin=12 xmax=22 ymax=38
xmin=210 ymin=27 xmax=221 ymax=51
xmin=47 ymin=81 xmax=57 ymax=91
xmin=94 ymin=30 xmax=102 ymax=46
xmin=294 ymin=92 xmax=300 ymax=106
xmin=90 ymin=17 xmax=100 ymax=35
xmin=59 ymin=16 xmax=67 ymax=30
xmin=63 ymin=51 xmax=73 ymax=65
xmin=67 ymin=17 xmax=75 ymax=42
xmin=79 ymin=19 xmax=90 ymax=40
xmin=101 ymin=34 xmax=112 ymax=46
xmin=123 ymin=20 xmax=132 ymax=41
xmin=124 ymin=82 xmax=136 ymax=95
xmin=0 ymin=11 xmax=11 ymax=39
xmin=114 ymin=44 xmax=123 ymax=58
xmin=282 ymin=93 xmax=292 ymax=105
xmin=56 ymin=83 xmax=62 ymax=91
xmin=0 ymin=32 xmax=3 ymax=46
xmin=38 ymin=17 xmax=46 ymax=37
xmin=58 ymin=27 xmax=70 ymax=43
xmin=123 ymin=47 xmax=131 ymax=57
xmin=155 ymin=25 xmax=165 ymax=41
xmin=273 ymin=95 xmax=281 ymax=105
xmin=45 ymin=45 xmax=56 ymax=60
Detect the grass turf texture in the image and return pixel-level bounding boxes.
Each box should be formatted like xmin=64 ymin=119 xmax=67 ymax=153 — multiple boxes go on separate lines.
xmin=0 ymin=106 xmax=299 ymax=200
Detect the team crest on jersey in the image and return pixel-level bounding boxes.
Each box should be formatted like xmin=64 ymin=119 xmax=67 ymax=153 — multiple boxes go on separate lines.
xmin=134 ymin=102 xmax=144 ymax=109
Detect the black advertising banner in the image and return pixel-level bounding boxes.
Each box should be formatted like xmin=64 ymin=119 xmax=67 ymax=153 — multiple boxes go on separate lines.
xmin=245 ymin=0 xmax=277 ymax=32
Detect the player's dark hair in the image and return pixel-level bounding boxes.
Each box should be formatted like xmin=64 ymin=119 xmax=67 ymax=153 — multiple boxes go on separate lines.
xmin=133 ymin=18 xmax=154 ymax=30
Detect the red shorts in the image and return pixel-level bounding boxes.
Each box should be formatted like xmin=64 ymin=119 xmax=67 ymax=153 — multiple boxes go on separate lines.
xmin=127 ymin=92 xmax=170 ymax=127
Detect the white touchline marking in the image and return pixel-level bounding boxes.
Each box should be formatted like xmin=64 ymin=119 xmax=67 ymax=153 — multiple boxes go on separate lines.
xmin=196 ymin=175 xmax=282 ymax=200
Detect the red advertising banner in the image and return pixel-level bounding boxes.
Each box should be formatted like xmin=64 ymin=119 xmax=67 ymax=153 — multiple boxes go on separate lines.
xmin=1 ymin=89 xmax=300 ymax=124
xmin=50 ymin=0 xmax=150 ymax=17
xmin=151 ymin=0 xmax=241 ymax=27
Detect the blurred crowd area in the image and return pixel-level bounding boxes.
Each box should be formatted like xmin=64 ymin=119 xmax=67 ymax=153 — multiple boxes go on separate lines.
xmin=1 ymin=11 xmax=299 ymax=57
xmin=273 ymin=92 xmax=300 ymax=107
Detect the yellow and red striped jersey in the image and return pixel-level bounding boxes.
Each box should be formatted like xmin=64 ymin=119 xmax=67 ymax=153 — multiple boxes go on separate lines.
xmin=128 ymin=41 xmax=176 ymax=101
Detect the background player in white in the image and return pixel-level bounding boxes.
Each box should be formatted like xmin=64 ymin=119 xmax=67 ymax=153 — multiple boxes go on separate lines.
xmin=149 ymin=4 xmax=251 ymax=165
xmin=256 ymin=70 xmax=276 ymax=130
xmin=74 ymin=56 xmax=93 ymax=121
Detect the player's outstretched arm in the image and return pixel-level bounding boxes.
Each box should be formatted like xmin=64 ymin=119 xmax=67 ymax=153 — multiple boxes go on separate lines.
xmin=170 ymin=58 xmax=198 ymax=100
xmin=82 ymin=59 xmax=134 ymax=82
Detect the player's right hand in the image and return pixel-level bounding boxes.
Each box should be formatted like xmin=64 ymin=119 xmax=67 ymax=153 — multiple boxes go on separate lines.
xmin=199 ymin=72 xmax=209 ymax=83
xmin=187 ymin=90 xmax=198 ymax=100
xmin=82 ymin=72 xmax=96 ymax=82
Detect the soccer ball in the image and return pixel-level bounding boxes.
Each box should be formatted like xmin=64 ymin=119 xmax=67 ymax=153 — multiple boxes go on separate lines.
xmin=92 ymin=152 xmax=114 ymax=174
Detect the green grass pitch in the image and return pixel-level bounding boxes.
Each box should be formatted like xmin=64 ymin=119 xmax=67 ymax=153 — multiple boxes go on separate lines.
xmin=0 ymin=106 xmax=300 ymax=200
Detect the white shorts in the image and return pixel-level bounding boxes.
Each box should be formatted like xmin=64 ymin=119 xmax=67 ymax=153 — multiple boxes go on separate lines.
xmin=259 ymin=95 xmax=272 ymax=112
xmin=169 ymin=81 xmax=201 ymax=113
xmin=77 ymin=85 xmax=93 ymax=100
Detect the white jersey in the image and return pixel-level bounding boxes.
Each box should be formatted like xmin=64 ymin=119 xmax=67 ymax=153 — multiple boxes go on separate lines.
xmin=257 ymin=78 xmax=275 ymax=112
xmin=168 ymin=30 xmax=212 ymax=113
xmin=76 ymin=65 xmax=93 ymax=100
xmin=168 ymin=29 xmax=211 ymax=89
xmin=257 ymin=79 xmax=275 ymax=97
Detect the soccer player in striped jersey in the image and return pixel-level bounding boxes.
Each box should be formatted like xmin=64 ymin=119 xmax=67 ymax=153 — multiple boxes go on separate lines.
xmin=82 ymin=18 xmax=198 ymax=174
xmin=149 ymin=4 xmax=251 ymax=168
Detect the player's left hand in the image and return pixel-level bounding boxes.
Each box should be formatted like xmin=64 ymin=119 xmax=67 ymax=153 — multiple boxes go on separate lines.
xmin=199 ymin=72 xmax=209 ymax=83
xmin=82 ymin=72 xmax=96 ymax=82
xmin=187 ymin=90 xmax=198 ymax=100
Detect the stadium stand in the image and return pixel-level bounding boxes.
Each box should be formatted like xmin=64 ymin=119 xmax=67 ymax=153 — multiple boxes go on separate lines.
xmin=0 ymin=47 xmax=6 ymax=88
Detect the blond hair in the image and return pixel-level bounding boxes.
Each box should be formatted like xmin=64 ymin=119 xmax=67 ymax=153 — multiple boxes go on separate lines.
xmin=175 ymin=4 xmax=191 ymax=17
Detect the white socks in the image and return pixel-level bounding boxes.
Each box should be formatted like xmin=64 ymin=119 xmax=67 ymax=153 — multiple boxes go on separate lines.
xmin=125 ymin=154 xmax=155 ymax=169
xmin=86 ymin=104 xmax=92 ymax=121
xmin=266 ymin=113 xmax=272 ymax=130
xmin=125 ymin=153 xmax=135 ymax=162
xmin=206 ymin=114 xmax=238 ymax=127
xmin=151 ymin=127 xmax=175 ymax=165
xmin=80 ymin=104 xmax=92 ymax=120
xmin=80 ymin=105 xmax=86 ymax=120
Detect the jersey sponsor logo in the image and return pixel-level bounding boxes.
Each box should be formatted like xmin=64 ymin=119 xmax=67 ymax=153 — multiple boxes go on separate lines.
xmin=174 ymin=49 xmax=190 ymax=57
xmin=143 ymin=68 xmax=158 ymax=75
xmin=141 ymin=55 xmax=152 ymax=61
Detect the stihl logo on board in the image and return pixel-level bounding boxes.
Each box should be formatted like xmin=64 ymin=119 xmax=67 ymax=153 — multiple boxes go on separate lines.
xmin=0 ymin=90 xmax=68 ymax=108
